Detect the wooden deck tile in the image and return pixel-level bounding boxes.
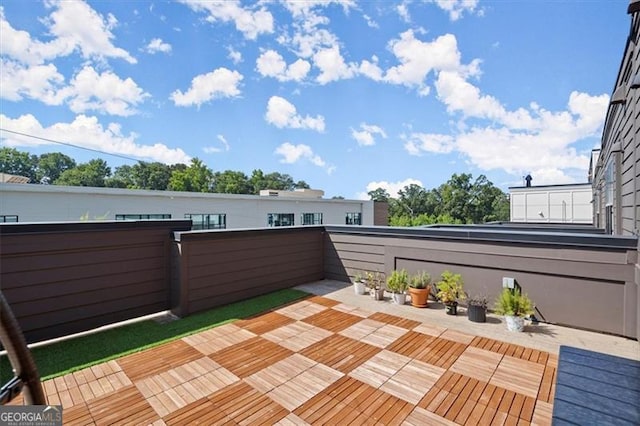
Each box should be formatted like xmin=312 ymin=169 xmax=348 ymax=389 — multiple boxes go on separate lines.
xmin=64 ymin=403 xmax=94 ymax=425
xmin=490 ymin=356 xmax=545 ymax=399
xmin=162 ymin=398 xmax=232 ymax=425
xmin=531 ymin=400 xmax=553 ymax=425
xmin=302 ymin=308 xmax=363 ymax=332
xmin=368 ymin=312 xmax=421 ymax=329
xmin=449 ymin=346 xmax=503 ymax=382
xmin=300 ymin=334 xmax=381 ymax=373
xmin=380 ymin=358 xmax=444 ymax=405
xmin=87 ymin=385 xmax=159 ymax=425
xmin=332 ymin=303 xmax=374 ymax=318
xmin=209 ymin=336 xmax=293 ymax=378
xmin=338 ymin=318 xmax=386 ymax=341
xmin=349 ymin=350 xmax=411 ymax=389
xmin=306 ymin=295 xmax=340 ymax=307
xmin=412 ymin=322 xmax=447 ymax=337
xmin=235 ymin=311 xmax=295 ymax=335
xmin=404 ymin=406 xmax=458 ymax=425
xmin=209 ymin=381 xmax=288 ymax=424
xmin=439 ymin=329 xmax=475 ymax=345
xmin=117 ymin=340 xmax=202 ymax=381
xmin=276 ymin=300 xmax=328 ymax=320
xmin=263 ymin=321 xmax=333 ymax=352
xmin=182 ymin=323 xmax=256 ymax=355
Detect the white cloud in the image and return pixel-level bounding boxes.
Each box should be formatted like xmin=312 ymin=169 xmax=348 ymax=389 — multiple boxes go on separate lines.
xmin=265 ymin=96 xmax=325 ymax=132
xmin=430 ymin=0 xmax=480 ymax=21
xmin=178 ymin=0 xmax=273 ymax=40
xmin=145 ymin=38 xmax=172 ymax=54
xmin=403 ymin=133 xmax=455 ymax=155
xmin=227 ymin=46 xmax=242 ymax=64
xmin=0 ymin=59 xmax=65 ymax=104
xmin=356 ymin=178 xmax=424 ymax=200
xmin=1 ymin=62 xmax=147 ymax=116
xmin=363 ymin=14 xmax=378 ymax=28
xmin=358 ymin=56 xmax=384 ymax=81
xmin=59 ymin=66 xmax=149 ymax=116
xmin=384 ymin=30 xmax=467 ymax=95
xmin=170 ymin=68 xmax=243 ymax=107
xmin=256 ymin=50 xmax=310 ymax=82
xmin=313 ymin=45 xmax=356 ymax=84
xmin=0 ymin=2 xmax=135 ymax=65
xmin=396 ymin=3 xmax=411 ymax=22
xmin=280 ymin=0 xmax=356 ymax=18
xmin=275 ymin=142 xmax=330 ymax=172
xmin=351 ymin=123 xmax=387 ymax=146
xmin=203 ymin=134 xmax=230 ymax=153
xmin=0 ymin=114 xmax=190 ymax=164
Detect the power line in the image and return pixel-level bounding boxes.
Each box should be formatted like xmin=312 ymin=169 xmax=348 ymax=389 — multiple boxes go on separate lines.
xmin=0 ymin=128 xmax=146 ymax=163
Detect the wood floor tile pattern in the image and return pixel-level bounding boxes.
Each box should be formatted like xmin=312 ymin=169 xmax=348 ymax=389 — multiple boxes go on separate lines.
xmin=33 ymin=297 xmax=558 ymax=425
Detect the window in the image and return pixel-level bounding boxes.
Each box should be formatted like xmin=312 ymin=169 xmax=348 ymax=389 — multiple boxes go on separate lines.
xmin=0 ymin=215 xmax=18 ymax=223
xmin=115 ymin=214 xmax=171 ymax=220
xmin=346 ymin=212 xmax=362 ymax=225
xmin=268 ymin=213 xmax=294 ymax=227
xmin=604 ymin=157 xmax=615 ymax=206
xmin=301 ymin=213 xmax=322 ymax=225
xmin=185 ymin=213 xmax=226 ymax=230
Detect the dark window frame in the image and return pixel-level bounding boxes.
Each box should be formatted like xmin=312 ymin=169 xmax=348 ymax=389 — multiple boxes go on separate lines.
xmin=184 ymin=213 xmax=227 ymax=230
xmin=268 ymin=213 xmax=295 ymax=227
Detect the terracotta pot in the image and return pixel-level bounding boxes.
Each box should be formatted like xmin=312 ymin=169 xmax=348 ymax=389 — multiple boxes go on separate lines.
xmin=408 ymin=286 xmax=430 ymax=308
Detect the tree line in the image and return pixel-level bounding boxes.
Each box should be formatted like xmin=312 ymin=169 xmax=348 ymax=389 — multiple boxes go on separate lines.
xmin=368 ymin=173 xmax=510 ymax=225
xmin=0 ymin=147 xmax=310 ymax=194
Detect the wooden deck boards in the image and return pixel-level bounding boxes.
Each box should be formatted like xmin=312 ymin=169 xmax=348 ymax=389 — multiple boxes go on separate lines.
xmin=30 ymin=297 xmax=563 ymax=425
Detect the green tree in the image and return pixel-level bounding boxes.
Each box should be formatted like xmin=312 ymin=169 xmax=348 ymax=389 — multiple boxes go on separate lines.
xmin=212 ymin=170 xmax=252 ymax=194
xmin=0 ymin=147 xmax=37 ymax=182
xmin=294 ymin=180 xmax=310 ymax=189
xmin=132 ymin=162 xmax=173 ymax=190
xmin=106 ymin=165 xmax=135 ymax=188
xmin=168 ymin=158 xmax=213 ymax=192
xmin=36 ymin=152 xmax=76 ymax=184
xmin=55 ymin=159 xmax=111 ymax=187
xmin=368 ymin=187 xmax=390 ymax=202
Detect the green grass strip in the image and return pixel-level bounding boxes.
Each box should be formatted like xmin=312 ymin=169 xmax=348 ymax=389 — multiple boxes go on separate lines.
xmin=1 ymin=288 xmax=309 ymax=382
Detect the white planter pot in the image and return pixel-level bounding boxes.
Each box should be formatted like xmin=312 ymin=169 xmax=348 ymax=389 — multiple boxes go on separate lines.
xmin=392 ymin=293 xmax=407 ymax=305
xmin=505 ymin=315 xmax=525 ymax=332
xmin=353 ymin=281 xmax=366 ymax=295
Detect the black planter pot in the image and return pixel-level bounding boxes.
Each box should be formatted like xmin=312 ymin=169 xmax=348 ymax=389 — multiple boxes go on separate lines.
xmin=445 ymin=302 xmax=458 ymax=315
xmin=468 ymin=304 xmax=487 ymax=323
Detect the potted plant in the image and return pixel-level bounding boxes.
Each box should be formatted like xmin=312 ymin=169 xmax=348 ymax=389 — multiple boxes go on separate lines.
xmin=466 ymin=294 xmax=488 ymax=323
xmin=436 ymin=271 xmax=466 ymax=315
xmin=494 ymin=288 xmax=534 ymax=332
xmin=366 ymin=271 xmax=385 ymax=301
xmin=352 ymin=271 xmax=366 ymax=295
xmin=386 ymin=269 xmax=409 ymax=305
xmin=408 ymin=272 xmax=431 ymax=308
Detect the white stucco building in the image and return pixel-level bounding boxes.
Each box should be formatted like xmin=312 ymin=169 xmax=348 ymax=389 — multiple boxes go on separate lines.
xmin=509 ymin=183 xmax=593 ymax=224
xmin=0 ymin=184 xmax=384 ymax=228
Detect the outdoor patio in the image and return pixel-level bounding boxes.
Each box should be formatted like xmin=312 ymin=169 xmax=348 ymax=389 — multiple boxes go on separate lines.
xmin=15 ymin=289 xmax=570 ymax=425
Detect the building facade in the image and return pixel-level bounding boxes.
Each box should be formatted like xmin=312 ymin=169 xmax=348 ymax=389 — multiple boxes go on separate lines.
xmin=509 ymin=183 xmax=593 ymax=224
xmin=0 ymin=183 xmax=383 ymax=228
xmin=591 ymin=1 xmax=640 ymax=235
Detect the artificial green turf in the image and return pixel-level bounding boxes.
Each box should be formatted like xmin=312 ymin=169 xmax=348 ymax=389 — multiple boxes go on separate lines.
xmin=0 ymin=288 xmax=309 ymax=382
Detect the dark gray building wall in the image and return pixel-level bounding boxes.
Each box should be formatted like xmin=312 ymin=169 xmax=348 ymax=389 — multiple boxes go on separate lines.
xmin=0 ymin=221 xmax=191 ymax=343
xmin=592 ymin=7 xmax=640 ymax=236
xmin=373 ymin=201 xmax=389 ymax=226
xmin=324 ymin=226 xmax=638 ymax=339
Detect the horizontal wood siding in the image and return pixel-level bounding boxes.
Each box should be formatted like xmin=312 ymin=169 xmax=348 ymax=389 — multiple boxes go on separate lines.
xmin=324 ymin=228 xmax=638 ymax=338
xmin=0 ymin=221 xmax=191 ymax=343
xmin=173 ymin=227 xmax=324 ymax=316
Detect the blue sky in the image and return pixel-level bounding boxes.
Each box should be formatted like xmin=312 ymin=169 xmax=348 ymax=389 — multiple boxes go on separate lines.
xmin=0 ymin=0 xmax=629 ymax=198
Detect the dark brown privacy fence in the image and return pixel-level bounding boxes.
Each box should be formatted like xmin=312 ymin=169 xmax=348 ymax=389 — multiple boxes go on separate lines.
xmin=0 ymin=221 xmax=191 ymax=343
xmin=324 ymin=225 xmax=639 ymax=339
xmin=171 ymin=226 xmax=324 ymax=316
xmin=1 ymin=221 xmax=638 ymax=343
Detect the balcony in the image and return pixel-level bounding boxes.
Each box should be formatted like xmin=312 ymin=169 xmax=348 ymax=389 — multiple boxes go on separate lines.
xmin=1 ymin=221 xmax=639 ymax=424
